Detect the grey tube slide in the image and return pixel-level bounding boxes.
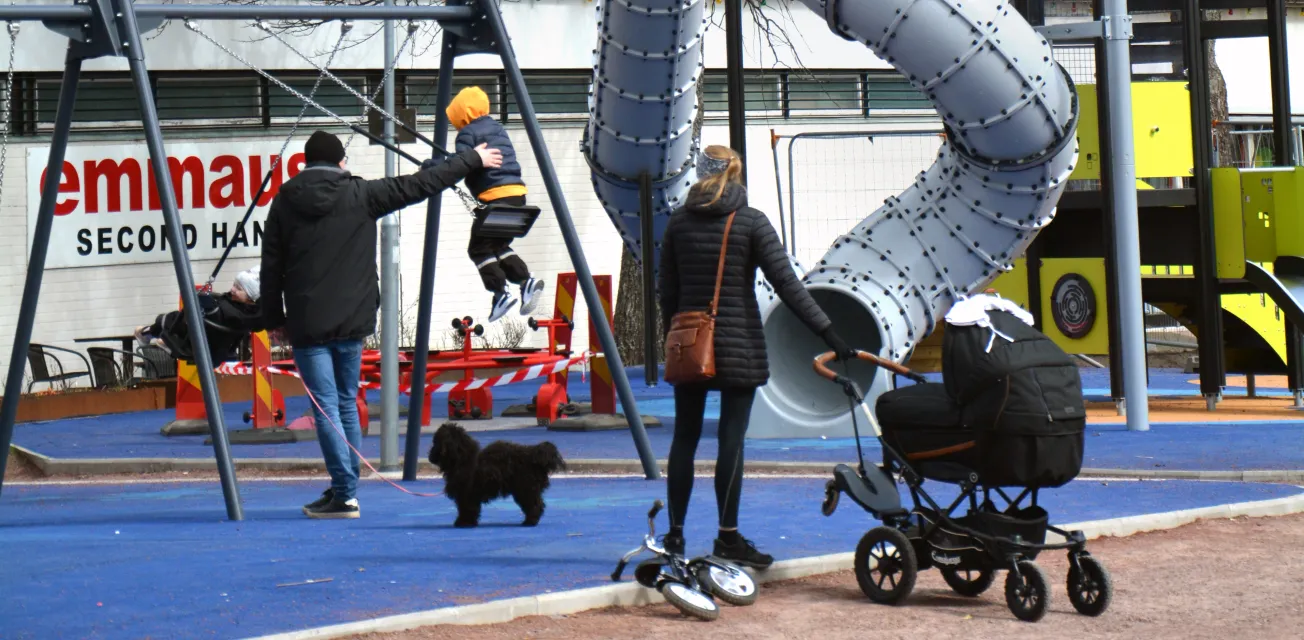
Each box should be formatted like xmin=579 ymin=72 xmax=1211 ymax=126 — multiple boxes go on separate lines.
xmin=585 ymin=0 xmax=1079 ymax=439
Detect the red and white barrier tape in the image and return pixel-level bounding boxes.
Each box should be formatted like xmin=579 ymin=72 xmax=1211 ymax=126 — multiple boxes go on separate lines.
xmin=215 ymin=353 xmax=590 ymax=395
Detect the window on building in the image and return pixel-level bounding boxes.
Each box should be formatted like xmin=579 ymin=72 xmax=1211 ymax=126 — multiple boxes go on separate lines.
xmin=267 ymin=75 xmax=365 ymax=120
xmin=155 ymin=76 xmax=261 ymax=122
xmin=36 ymin=77 xmax=141 ymax=125
xmin=788 ymin=73 xmax=861 ymax=112
xmin=702 ymin=71 xmax=781 ymax=113
xmin=505 ymin=74 xmax=592 ymax=117
xmin=866 ymin=75 xmax=932 ymax=111
xmin=403 ymin=73 xmax=502 ymax=119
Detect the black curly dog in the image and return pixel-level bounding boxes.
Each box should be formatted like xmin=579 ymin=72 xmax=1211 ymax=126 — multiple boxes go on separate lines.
xmin=428 ymin=422 xmax=567 ymax=527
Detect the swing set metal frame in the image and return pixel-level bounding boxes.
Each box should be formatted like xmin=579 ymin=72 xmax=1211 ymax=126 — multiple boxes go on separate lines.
xmin=0 ymin=0 xmax=658 ymax=522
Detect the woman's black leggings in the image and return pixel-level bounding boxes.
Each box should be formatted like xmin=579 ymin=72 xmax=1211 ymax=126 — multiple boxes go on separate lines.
xmin=667 ymin=386 xmax=756 ymax=531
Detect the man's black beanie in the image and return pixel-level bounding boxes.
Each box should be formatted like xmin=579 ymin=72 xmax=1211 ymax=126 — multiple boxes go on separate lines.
xmin=304 ymin=131 xmax=345 ymax=165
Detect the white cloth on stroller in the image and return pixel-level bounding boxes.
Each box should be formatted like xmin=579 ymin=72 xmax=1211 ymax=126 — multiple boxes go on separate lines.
xmin=945 ymin=294 xmax=1035 ymax=352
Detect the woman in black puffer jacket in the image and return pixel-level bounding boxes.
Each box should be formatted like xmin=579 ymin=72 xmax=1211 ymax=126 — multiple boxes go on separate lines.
xmin=658 ymin=145 xmax=853 ymax=568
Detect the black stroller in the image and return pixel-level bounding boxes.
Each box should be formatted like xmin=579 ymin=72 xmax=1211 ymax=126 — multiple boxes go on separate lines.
xmin=814 ymin=309 xmax=1112 ymax=622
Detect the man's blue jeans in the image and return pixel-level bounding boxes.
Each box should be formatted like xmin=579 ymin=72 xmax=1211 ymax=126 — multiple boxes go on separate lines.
xmin=294 ymin=339 xmax=364 ymax=500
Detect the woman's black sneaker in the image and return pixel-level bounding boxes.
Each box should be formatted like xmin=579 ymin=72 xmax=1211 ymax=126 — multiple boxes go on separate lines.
xmin=660 ymin=533 xmax=686 ymax=557
xmin=305 ymin=497 xmax=360 ymax=519
xmin=713 ymin=536 xmax=773 ymax=569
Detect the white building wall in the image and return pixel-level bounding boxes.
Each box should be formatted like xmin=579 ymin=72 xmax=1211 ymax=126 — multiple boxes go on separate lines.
xmin=0 ymin=115 xmax=937 ymax=388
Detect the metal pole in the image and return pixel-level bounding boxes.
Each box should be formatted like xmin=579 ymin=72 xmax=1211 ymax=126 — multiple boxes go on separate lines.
xmin=379 ymin=0 xmax=400 ymax=472
xmin=770 ymin=130 xmax=787 ymax=249
xmin=0 ymin=4 xmax=477 ymax=21
xmin=115 ymin=0 xmax=244 ymax=516
xmin=639 ymin=172 xmax=658 ymax=387
xmin=0 ymin=49 xmax=81 ymax=496
xmin=480 ymin=0 xmax=659 ymax=479
xmin=1102 ymin=0 xmax=1148 ymax=431
xmin=1264 ymin=0 xmax=1302 ymax=403
xmin=725 ymin=0 xmax=746 ymax=184
xmin=402 ymin=31 xmax=458 ymax=482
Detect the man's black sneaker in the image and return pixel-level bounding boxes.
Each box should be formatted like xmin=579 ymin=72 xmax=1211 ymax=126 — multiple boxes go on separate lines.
xmin=302 ymin=489 xmax=335 ymax=514
xmin=713 ymin=536 xmax=773 ymax=570
xmin=305 ymin=497 xmax=360 ymax=519
xmin=660 ymin=533 xmax=686 ymax=557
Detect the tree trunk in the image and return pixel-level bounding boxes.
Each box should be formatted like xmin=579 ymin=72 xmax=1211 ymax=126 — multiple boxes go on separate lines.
xmin=1203 ymin=11 xmax=1235 ymax=167
xmin=612 ymin=47 xmax=707 ymax=366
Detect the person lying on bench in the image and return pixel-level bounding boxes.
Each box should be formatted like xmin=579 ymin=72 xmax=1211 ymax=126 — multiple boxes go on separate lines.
xmin=133 ymin=267 xmax=267 ymax=360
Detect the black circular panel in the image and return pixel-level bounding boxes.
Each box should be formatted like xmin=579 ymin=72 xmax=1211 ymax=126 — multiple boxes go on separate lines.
xmin=1050 ymin=273 xmax=1096 ymax=339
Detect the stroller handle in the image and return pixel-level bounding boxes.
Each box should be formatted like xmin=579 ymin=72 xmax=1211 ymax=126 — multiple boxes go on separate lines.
xmin=813 ymin=350 xmax=916 ymax=381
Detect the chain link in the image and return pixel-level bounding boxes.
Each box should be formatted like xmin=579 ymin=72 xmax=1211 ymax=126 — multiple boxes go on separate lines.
xmin=0 ymin=23 xmax=19 ymax=198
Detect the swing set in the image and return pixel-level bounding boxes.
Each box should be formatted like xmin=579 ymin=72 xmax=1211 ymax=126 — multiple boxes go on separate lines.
xmin=0 ymin=0 xmax=658 ymax=522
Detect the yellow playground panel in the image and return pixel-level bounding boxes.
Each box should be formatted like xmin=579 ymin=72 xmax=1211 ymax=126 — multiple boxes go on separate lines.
xmin=1212 ymin=166 xmax=1304 ymax=278
xmin=1070 ymin=82 xmax=1194 ymax=182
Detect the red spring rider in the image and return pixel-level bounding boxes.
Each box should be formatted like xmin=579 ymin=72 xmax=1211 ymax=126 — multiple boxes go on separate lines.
xmin=448 ymin=316 xmax=492 ymax=420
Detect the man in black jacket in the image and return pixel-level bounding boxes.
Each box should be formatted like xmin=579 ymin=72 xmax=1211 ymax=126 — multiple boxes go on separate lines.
xmin=261 ymin=131 xmax=502 ymax=519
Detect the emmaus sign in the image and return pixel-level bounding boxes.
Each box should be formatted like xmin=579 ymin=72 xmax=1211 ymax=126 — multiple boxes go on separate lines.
xmin=26 ymin=141 xmax=307 ymax=269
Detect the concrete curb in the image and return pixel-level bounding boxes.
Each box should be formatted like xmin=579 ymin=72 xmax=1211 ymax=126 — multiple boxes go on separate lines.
xmin=12 ymin=446 xmax=1304 ymax=483
xmin=248 ymin=491 xmax=1304 ymax=640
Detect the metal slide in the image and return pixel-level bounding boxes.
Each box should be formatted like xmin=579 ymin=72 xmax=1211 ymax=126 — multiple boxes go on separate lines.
xmin=1244 ymin=259 xmax=1304 ymax=331
xmin=585 ymin=0 xmax=1079 ymax=438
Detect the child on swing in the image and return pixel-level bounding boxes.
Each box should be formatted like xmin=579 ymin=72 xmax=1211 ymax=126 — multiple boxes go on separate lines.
xmin=134 ymin=268 xmax=266 ymax=360
xmin=446 ymin=86 xmax=543 ymax=322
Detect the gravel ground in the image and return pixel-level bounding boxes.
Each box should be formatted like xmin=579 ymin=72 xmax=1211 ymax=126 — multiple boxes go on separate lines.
xmin=348 ymin=512 xmax=1304 ymax=640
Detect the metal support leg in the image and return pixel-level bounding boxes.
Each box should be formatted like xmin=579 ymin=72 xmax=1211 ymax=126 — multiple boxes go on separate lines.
xmin=1102 ymin=0 xmax=1148 ymax=432
xmin=115 ymin=0 xmax=243 ymax=518
xmin=402 ymin=31 xmax=458 ymax=482
xmin=639 ymin=172 xmax=658 ymax=387
xmin=0 ymin=49 xmax=81 ymax=496
xmin=725 ymin=0 xmax=747 ymax=184
xmin=1245 ymin=372 xmax=1256 ymax=398
xmin=1183 ymin=0 xmax=1225 ymax=410
xmin=481 ymin=0 xmax=659 ymax=479
xmin=379 ymin=0 xmax=400 ymax=472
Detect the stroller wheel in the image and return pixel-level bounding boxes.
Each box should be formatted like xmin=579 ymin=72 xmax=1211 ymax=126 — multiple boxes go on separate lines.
xmin=1004 ymin=560 xmax=1051 ymax=622
xmin=659 ymin=580 xmax=720 ymax=621
xmin=854 ymin=527 xmax=918 ymax=605
xmin=820 ymin=479 xmax=840 ymax=516
xmin=941 ymin=567 xmax=995 ymax=597
xmin=1067 ymin=554 xmax=1112 ymax=617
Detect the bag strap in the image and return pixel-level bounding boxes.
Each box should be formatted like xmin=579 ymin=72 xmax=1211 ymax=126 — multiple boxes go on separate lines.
xmin=709 ymin=212 xmax=737 ymax=317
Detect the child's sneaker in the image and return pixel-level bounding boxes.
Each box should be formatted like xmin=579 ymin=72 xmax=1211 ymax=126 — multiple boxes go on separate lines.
xmin=489 ymin=290 xmax=518 ymax=323
xmin=134 ymin=326 xmax=153 ymax=349
xmin=519 ymin=278 xmax=545 ymax=315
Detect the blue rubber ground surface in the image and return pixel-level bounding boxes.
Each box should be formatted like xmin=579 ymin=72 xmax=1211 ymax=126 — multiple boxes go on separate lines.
xmin=1 ymin=476 xmax=1298 ymax=640
xmin=10 ymin=367 xmax=1304 ymax=471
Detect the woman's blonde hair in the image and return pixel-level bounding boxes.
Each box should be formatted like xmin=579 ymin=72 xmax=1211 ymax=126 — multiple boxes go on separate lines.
xmin=692 ymin=144 xmax=744 ymax=207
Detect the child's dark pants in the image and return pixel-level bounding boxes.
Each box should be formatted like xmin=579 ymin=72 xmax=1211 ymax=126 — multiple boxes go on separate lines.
xmin=468 ymin=195 xmax=530 ymax=293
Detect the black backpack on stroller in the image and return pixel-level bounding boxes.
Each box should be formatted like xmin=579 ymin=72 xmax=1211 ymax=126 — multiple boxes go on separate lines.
xmin=877 ymin=309 xmax=1086 ymax=488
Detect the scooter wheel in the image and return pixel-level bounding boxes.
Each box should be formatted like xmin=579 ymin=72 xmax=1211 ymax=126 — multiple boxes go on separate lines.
xmin=821 ymin=479 xmax=840 ymax=517
xmin=658 ymin=580 xmax=720 ymax=621
xmin=696 ymin=562 xmax=757 ymax=606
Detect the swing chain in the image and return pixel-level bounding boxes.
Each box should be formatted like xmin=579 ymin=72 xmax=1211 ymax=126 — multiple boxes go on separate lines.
xmin=188 ymin=20 xmax=482 ymax=216
xmin=197 ymin=19 xmax=348 ymax=287
xmin=255 ymin=21 xmax=412 ymax=140
xmin=344 ymin=20 xmax=419 ymax=152
xmin=0 ymin=23 xmax=19 ymax=196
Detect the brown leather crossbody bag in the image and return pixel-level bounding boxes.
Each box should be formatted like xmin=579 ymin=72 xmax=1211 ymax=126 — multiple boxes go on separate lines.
xmin=664 ymin=212 xmax=736 ymax=385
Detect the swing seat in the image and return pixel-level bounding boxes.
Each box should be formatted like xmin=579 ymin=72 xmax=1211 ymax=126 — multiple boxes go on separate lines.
xmin=157 ymin=295 xmax=249 ymax=364
xmin=472 ymin=203 xmax=541 ymax=239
